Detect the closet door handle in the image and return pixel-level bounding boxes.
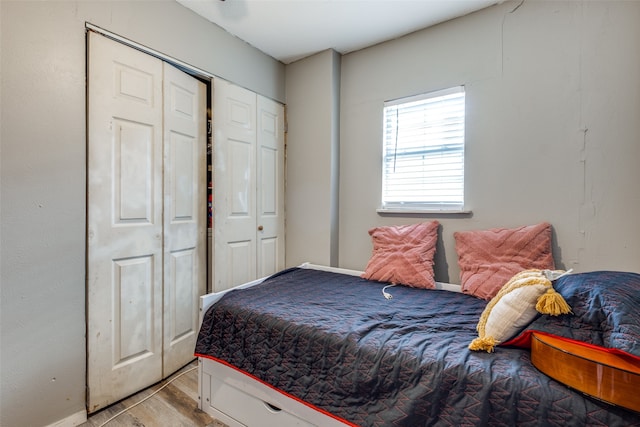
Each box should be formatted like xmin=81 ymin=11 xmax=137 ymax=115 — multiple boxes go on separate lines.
xmin=258 ymin=225 xmax=264 ymax=231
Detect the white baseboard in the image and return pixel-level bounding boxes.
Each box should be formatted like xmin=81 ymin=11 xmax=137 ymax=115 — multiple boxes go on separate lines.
xmin=44 ymin=410 xmax=87 ymax=427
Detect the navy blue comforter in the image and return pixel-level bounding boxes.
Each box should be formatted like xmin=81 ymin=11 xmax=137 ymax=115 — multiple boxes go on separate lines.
xmin=195 ymin=268 xmax=639 ymax=426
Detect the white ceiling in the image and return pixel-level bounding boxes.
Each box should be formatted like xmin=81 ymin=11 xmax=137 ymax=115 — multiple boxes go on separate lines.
xmin=176 ymin=0 xmax=499 ymax=64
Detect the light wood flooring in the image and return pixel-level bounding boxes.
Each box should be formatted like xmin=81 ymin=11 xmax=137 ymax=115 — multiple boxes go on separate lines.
xmin=80 ymin=360 xmax=226 ymax=427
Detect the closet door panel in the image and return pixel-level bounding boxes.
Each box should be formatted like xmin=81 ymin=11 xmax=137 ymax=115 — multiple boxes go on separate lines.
xmin=87 ymin=32 xmax=163 ymax=413
xmin=256 ymin=95 xmax=285 ymax=279
xmin=229 ymin=139 xmax=253 ymax=215
xmin=113 ymin=121 xmax=155 ymax=222
xmin=228 ymin=240 xmax=254 ymax=287
xmin=163 ymin=62 xmax=207 ymax=376
xmin=166 ymin=248 xmax=196 ymax=346
xmin=213 ymin=79 xmax=257 ymax=291
xmin=112 ymin=256 xmax=156 ymax=365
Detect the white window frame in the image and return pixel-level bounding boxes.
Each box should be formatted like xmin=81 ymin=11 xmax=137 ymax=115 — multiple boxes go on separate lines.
xmin=378 ymin=86 xmax=467 ymax=213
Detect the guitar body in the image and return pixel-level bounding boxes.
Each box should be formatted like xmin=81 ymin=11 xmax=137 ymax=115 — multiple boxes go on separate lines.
xmin=531 ymin=332 xmax=640 ymax=413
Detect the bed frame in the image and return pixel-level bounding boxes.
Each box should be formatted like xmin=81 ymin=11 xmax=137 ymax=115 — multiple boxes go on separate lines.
xmin=197 ymin=263 xmax=460 ymax=427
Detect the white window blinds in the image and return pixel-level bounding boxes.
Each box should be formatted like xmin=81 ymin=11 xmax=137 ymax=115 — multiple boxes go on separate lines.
xmin=381 ymin=86 xmax=465 ymax=211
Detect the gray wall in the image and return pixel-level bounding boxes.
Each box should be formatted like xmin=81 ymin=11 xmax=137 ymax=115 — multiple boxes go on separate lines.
xmin=337 ymin=0 xmax=640 ymax=282
xmin=285 ymin=49 xmax=341 ymax=267
xmin=0 ymin=1 xmax=284 ymax=426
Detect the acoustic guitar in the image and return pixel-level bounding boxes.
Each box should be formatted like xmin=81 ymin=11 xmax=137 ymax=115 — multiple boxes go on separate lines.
xmin=530 ymin=332 xmax=640 ymax=413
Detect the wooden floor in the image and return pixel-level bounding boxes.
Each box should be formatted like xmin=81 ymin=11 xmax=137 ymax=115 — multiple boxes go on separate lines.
xmin=80 ymin=360 xmax=226 ymax=427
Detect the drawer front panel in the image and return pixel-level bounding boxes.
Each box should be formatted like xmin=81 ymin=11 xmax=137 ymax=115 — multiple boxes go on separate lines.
xmin=208 ymin=373 xmax=316 ymax=427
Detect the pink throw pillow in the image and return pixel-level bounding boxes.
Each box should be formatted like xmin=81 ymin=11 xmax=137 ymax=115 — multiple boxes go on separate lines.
xmin=362 ymin=221 xmax=439 ymax=289
xmin=454 ymin=222 xmax=555 ymax=300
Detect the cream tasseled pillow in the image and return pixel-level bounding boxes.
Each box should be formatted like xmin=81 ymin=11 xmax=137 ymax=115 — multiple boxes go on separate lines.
xmin=469 ymin=269 xmax=572 ymax=353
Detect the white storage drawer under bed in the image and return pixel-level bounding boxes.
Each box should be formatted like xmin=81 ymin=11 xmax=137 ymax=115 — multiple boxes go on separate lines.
xmin=199 ymin=357 xmax=348 ymax=427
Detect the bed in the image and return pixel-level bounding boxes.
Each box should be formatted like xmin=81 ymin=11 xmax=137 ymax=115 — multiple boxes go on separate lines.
xmin=195 ymin=263 xmax=640 ymax=426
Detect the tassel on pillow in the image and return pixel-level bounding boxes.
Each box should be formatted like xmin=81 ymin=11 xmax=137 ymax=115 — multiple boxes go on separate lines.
xmin=469 ymin=269 xmax=572 ymax=353
xmin=536 ymin=288 xmax=572 ymax=316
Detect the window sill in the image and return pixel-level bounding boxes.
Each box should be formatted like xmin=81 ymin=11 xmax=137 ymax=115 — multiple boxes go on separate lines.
xmin=377 ymin=207 xmax=473 ymax=216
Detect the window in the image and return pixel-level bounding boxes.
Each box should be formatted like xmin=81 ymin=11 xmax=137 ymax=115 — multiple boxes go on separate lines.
xmin=380 ymin=86 xmax=465 ymax=212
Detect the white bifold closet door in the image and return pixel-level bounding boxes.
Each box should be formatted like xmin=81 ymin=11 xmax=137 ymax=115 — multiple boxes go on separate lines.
xmin=86 ymin=32 xmax=206 ymax=413
xmin=212 ymin=78 xmax=285 ymax=292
